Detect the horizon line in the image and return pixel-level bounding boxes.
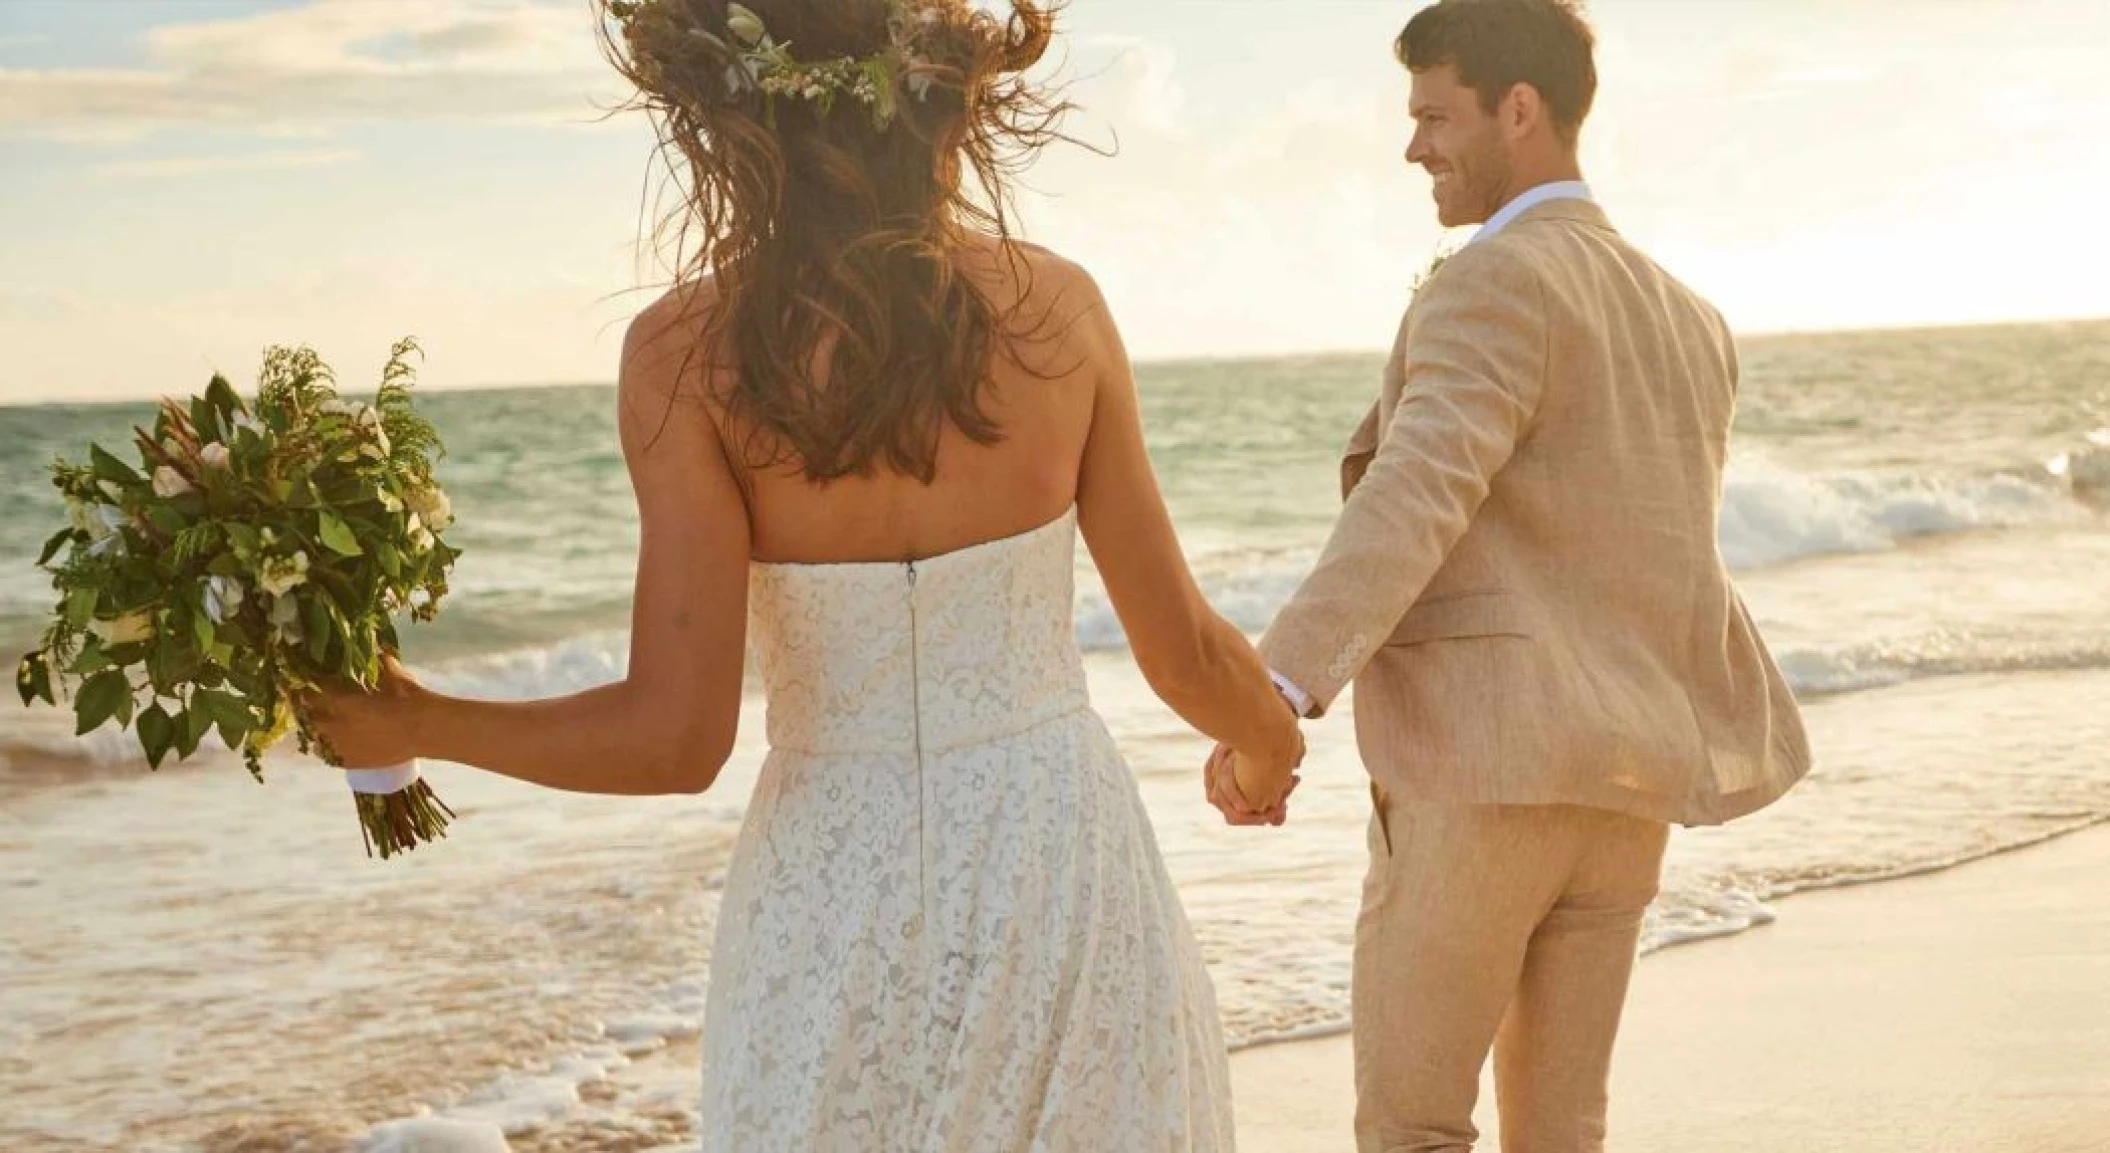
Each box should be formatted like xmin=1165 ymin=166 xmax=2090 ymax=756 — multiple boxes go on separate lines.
xmin=5 ymin=312 xmax=2106 ymax=411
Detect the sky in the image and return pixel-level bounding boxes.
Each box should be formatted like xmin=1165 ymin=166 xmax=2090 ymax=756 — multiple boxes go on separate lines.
xmin=2 ymin=0 xmax=2108 ymax=404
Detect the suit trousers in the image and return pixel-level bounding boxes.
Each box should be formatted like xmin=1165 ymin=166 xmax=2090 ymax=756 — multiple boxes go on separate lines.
xmin=1352 ymin=796 xmax=1671 ymax=1153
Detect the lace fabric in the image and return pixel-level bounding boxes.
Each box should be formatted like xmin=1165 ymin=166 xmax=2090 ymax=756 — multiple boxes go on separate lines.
xmin=699 ymin=509 xmax=1234 ymax=1150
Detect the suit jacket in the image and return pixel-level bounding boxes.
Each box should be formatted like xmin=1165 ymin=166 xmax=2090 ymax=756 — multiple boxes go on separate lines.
xmin=1258 ymin=199 xmax=1809 ymax=826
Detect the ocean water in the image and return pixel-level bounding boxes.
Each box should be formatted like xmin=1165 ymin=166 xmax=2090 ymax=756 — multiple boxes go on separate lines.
xmin=2 ymin=319 xmax=2107 ymax=1151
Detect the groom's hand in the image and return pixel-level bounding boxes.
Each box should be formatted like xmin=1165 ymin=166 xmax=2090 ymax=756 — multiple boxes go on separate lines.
xmin=1205 ymin=743 xmax=1297 ymax=827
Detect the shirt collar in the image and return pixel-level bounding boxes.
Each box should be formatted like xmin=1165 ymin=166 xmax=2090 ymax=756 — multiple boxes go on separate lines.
xmin=1471 ymin=181 xmax=1593 ymax=245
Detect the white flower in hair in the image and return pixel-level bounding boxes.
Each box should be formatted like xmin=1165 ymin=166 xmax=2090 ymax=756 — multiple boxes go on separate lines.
xmin=724 ymin=3 xmax=767 ymax=46
xmin=618 ymin=0 xmax=944 ymax=127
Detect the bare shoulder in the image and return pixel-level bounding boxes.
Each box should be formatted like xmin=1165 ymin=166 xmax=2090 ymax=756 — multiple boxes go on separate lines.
xmin=617 ymin=279 xmax=724 ymax=438
xmin=954 ymin=237 xmax=1111 ymax=339
xmin=1013 ymin=240 xmax=1109 ymax=321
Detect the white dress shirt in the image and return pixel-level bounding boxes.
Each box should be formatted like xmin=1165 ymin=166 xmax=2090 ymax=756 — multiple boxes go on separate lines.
xmin=1472 ymin=180 xmax=1592 ymax=245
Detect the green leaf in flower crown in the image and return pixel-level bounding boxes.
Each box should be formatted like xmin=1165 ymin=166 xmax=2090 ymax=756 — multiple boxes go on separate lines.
xmin=37 ymin=528 xmax=74 ymax=568
xmin=191 ymin=609 xmax=216 ymax=652
xmin=317 ymin=509 xmax=362 ymax=557
xmin=137 ymin=703 xmax=175 ymax=769
xmin=90 ymin=444 xmax=142 ymax=487
xmin=74 ymin=668 xmax=130 ymax=736
xmin=374 ymin=540 xmax=402 ymax=579
xmin=864 ymin=56 xmax=898 ymax=125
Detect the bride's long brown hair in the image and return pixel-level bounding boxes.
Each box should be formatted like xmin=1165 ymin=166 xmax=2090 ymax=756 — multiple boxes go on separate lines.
xmin=599 ymin=0 xmax=1074 ymax=483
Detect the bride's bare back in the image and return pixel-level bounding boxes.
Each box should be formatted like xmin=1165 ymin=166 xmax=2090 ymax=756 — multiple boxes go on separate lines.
xmin=606 ymin=235 xmax=1298 ymax=791
xmin=720 ymin=238 xmax=1098 ymax=566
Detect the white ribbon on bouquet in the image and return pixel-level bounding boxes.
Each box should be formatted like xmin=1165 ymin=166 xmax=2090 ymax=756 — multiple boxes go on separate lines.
xmin=344 ymin=759 xmax=421 ymax=795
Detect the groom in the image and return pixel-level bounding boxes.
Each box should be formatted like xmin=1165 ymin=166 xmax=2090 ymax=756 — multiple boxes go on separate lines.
xmin=1211 ymin=1 xmax=1811 ymax=1149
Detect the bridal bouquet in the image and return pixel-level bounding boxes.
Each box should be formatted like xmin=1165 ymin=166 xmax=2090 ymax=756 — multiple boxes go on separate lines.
xmin=13 ymin=339 xmax=462 ymax=858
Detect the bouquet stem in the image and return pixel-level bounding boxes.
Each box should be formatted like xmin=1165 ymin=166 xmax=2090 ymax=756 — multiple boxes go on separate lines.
xmin=346 ymin=761 xmax=455 ymax=859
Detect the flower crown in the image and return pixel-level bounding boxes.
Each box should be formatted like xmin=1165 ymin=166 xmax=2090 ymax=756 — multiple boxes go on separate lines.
xmin=611 ymin=0 xmax=944 ymax=129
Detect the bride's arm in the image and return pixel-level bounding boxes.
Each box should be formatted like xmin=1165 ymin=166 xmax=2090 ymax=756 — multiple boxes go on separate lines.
xmin=1067 ymin=272 xmax=1302 ymax=796
xmin=312 ymin=296 xmax=751 ymax=796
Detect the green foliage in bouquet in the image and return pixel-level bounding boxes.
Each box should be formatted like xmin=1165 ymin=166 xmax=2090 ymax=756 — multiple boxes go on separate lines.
xmin=14 ymin=338 xmax=461 ymax=857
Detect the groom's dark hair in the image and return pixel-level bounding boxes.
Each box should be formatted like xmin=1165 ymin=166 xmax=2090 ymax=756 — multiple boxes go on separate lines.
xmin=1397 ymin=0 xmax=1597 ymax=143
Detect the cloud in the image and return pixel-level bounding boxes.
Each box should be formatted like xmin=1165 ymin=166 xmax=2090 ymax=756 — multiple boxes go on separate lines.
xmin=88 ymin=147 xmax=361 ymax=180
xmin=0 ymin=0 xmax=615 ymax=142
xmin=0 ymin=284 xmax=88 ymax=324
xmin=1055 ymin=34 xmax=1189 ymax=140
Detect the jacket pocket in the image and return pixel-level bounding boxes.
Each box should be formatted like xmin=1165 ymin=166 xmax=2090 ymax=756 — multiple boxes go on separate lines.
xmin=1362 ymin=780 xmax=1394 ymax=912
xmin=1386 ymin=590 xmax=1532 ymax=647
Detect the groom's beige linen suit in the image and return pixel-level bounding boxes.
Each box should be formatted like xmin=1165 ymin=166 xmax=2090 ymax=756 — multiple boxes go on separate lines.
xmin=1259 ymin=197 xmax=1811 ymax=1152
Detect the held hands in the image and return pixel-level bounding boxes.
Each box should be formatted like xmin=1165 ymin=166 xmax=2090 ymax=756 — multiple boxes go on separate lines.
xmin=1204 ymin=743 xmax=1299 ymax=827
xmin=1204 ymin=700 xmax=1306 ymax=827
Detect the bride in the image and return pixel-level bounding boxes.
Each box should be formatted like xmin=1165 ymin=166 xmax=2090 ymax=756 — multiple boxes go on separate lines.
xmin=308 ymin=0 xmax=1304 ymax=1147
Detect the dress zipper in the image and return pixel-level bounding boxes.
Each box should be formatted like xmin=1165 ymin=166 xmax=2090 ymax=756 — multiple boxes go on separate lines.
xmin=906 ymin=561 xmax=927 ymax=922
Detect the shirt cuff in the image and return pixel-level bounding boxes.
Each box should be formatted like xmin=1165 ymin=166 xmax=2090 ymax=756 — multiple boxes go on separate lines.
xmin=1269 ymin=670 xmax=1315 ymax=719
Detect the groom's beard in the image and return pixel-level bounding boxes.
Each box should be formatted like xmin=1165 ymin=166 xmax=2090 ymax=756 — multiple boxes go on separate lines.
xmin=1425 ymin=126 xmax=1514 ymax=228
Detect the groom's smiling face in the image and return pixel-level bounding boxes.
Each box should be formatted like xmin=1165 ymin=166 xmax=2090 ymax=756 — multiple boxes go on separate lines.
xmin=1405 ymin=64 xmax=1512 ymax=228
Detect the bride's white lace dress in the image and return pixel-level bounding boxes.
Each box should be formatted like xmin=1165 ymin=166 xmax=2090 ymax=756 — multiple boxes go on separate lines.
xmin=697 ymin=507 xmax=1234 ymax=1151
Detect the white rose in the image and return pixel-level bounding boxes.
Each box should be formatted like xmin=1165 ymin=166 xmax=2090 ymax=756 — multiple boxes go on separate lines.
xmin=65 ymin=497 xmax=94 ymax=535
xmin=88 ymin=610 xmax=155 ymax=647
xmin=405 ymin=486 xmax=453 ymax=531
xmin=199 ymin=442 xmax=231 ymax=471
xmin=83 ymin=505 xmax=128 ymax=558
xmin=408 ymin=588 xmax=433 ymax=612
xmin=202 ymin=574 xmax=246 ymax=625
xmin=151 ymin=466 xmax=193 ymax=499
xmin=258 ymin=550 xmax=311 ymax=598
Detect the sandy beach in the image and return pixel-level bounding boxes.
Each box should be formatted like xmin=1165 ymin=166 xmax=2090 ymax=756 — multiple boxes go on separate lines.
xmin=1231 ymin=823 xmax=2110 ymax=1152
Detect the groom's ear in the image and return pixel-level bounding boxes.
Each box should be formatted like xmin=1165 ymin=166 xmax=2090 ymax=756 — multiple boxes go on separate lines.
xmin=1498 ymin=81 xmax=1546 ymax=142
